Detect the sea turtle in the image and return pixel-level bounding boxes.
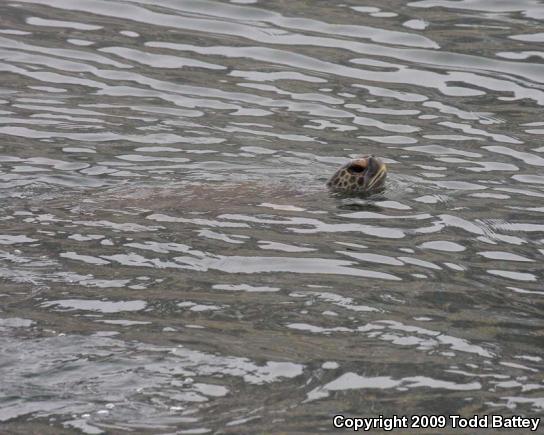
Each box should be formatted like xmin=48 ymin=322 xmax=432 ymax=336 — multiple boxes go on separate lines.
xmin=327 ymin=156 xmax=387 ymax=194
xmin=62 ymin=156 xmax=387 ymax=218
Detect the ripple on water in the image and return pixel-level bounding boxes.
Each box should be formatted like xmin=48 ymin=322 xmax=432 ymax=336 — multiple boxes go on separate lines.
xmin=1 ymin=0 xmax=544 ymax=432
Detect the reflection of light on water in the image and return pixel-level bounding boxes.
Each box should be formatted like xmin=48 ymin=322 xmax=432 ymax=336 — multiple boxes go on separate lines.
xmin=41 ymin=299 xmax=147 ymax=313
xmin=288 ymin=319 xmax=494 ymax=358
xmin=0 ymin=327 xmax=304 ymax=430
xmin=1 ymin=0 xmax=544 ymax=430
xmin=305 ymin=372 xmax=481 ymax=402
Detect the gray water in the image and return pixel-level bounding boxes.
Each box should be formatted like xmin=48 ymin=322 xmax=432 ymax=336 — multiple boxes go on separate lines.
xmin=0 ymin=0 xmax=543 ymax=433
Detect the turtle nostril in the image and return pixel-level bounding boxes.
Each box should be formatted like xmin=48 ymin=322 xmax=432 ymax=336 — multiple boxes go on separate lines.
xmin=348 ymin=164 xmax=365 ymax=173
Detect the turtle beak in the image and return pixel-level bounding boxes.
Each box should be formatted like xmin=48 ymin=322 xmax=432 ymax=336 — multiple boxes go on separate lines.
xmin=363 ymin=156 xmax=387 ymax=191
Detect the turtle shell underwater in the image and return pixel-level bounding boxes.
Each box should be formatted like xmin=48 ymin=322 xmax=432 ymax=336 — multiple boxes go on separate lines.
xmin=77 ymin=156 xmax=387 ymax=213
xmin=327 ymin=156 xmax=387 ymax=195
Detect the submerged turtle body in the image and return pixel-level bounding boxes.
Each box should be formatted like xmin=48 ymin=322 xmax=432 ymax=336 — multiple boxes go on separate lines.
xmin=78 ymin=157 xmax=387 ymax=214
xmin=327 ymin=156 xmax=387 ymax=195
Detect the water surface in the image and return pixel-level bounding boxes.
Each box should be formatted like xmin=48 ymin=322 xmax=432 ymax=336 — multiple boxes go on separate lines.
xmin=0 ymin=0 xmax=543 ymax=433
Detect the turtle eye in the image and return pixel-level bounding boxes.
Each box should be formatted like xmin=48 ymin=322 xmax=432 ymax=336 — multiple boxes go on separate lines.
xmin=348 ymin=164 xmax=365 ymax=173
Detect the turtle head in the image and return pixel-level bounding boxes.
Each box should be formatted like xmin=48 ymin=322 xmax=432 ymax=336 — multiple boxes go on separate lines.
xmin=327 ymin=156 xmax=387 ymax=194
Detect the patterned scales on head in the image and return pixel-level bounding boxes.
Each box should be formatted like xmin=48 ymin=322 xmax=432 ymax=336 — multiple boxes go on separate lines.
xmin=327 ymin=156 xmax=387 ymax=194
